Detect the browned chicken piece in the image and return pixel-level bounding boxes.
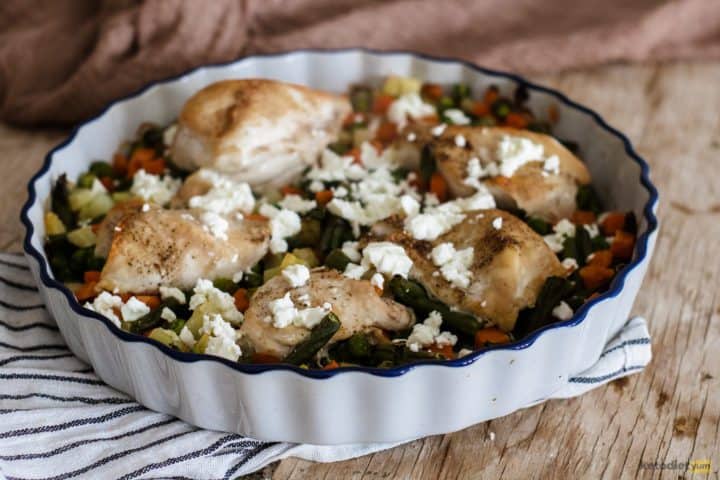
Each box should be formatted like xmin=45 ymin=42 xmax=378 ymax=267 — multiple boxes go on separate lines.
xmin=241 ymin=268 xmax=414 ymax=358
xmin=431 ymin=126 xmax=591 ymax=222
xmin=94 ymin=199 xmax=159 ymax=258
xmin=170 ymin=79 xmax=351 ymax=190
xmin=97 ymin=209 xmax=270 ymax=293
xmin=370 ymin=209 xmax=565 ymax=332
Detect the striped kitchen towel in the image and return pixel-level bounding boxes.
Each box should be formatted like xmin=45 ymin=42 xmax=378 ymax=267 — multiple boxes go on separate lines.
xmin=0 ymin=253 xmax=652 ymax=479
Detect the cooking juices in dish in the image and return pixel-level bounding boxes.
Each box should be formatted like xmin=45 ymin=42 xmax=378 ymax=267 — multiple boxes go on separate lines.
xmin=43 ymin=77 xmax=638 ymax=369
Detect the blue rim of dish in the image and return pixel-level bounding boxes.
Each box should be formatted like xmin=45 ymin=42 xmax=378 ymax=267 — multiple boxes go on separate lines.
xmin=20 ymin=48 xmax=659 ymax=379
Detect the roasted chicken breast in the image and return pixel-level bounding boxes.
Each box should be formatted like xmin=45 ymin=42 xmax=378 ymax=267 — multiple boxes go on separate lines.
xmin=97 ymin=209 xmax=270 ymax=293
xmin=170 ymin=79 xmax=351 ymax=190
xmin=371 ymin=209 xmax=565 ymax=332
xmin=241 ymin=268 xmax=414 ymax=358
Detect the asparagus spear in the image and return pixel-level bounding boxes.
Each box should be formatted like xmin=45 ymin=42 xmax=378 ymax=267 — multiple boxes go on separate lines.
xmin=283 ymin=313 xmax=341 ymax=365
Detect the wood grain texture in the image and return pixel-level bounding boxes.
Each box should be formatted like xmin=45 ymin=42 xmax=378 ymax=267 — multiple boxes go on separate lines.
xmin=0 ymin=61 xmax=717 ymax=480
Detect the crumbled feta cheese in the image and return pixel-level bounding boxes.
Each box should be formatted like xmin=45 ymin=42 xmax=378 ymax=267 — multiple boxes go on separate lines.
xmin=431 ymin=243 xmax=474 ymax=289
xmin=444 ymin=109 xmax=471 ymax=125
xmin=159 ymin=286 xmax=186 ymax=304
xmin=179 ymin=326 xmax=196 ymax=348
xmin=200 ymin=313 xmax=241 ymax=361
xmin=84 ymin=291 xmax=124 ymax=327
xmin=361 ymin=242 xmax=413 ymax=278
xmin=266 ymin=292 xmax=331 ymax=329
xmin=407 ymin=132 xmax=417 ymax=142
xmin=188 ymin=279 xmax=243 ymax=325
xmin=454 ymin=134 xmax=467 ymax=148
xmin=584 ymin=223 xmax=600 ymax=238
xmin=260 ymin=205 xmax=302 ymax=254
xmin=562 ymin=257 xmax=579 ymax=270
xmin=343 ymin=262 xmax=366 ymax=279
xmin=282 ymin=264 xmax=310 ymax=288
xmin=399 ymin=194 xmax=420 ymax=217
xmin=279 ymin=194 xmax=317 ymax=214
xmin=370 ymin=272 xmax=385 ymax=291
xmin=492 ymin=217 xmax=503 ymax=230
xmin=121 ymin=296 xmax=150 ymax=322
xmin=188 ymin=170 xmax=255 ymax=215
xmin=341 ymin=241 xmax=362 ymax=263
xmin=407 ymin=311 xmax=457 ymax=352
xmin=552 ymin=301 xmax=574 ymax=321
xmin=496 ymin=135 xmax=545 ymax=177
xmin=199 ymin=211 xmax=229 ymax=241
xmin=332 ymin=186 xmax=348 ymax=198
xmin=543 ymin=155 xmax=560 ymax=174
xmin=232 ymin=271 xmax=244 ymax=283
xmin=141 ymin=203 xmax=150 ymax=213
xmin=131 ymin=169 xmax=181 ymax=205
xmin=309 ymin=180 xmax=325 ymax=193
xmin=405 ymin=211 xmax=465 ymax=241
xmin=160 ymin=307 xmax=176 ymax=322
xmin=163 ymin=124 xmax=177 ymax=147
xmin=387 ymin=93 xmax=437 ymax=128
xmin=543 ymin=219 xmax=577 ymax=253
xmin=431 ymin=123 xmax=448 ymax=136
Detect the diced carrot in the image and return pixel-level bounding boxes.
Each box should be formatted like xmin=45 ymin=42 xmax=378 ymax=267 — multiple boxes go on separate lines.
xmin=347 ymin=147 xmax=362 ymax=164
xmin=75 ymin=282 xmax=98 ymax=302
xmin=611 ymin=230 xmax=635 ymax=261
xmin=428 ymin=343 xmax=455 ymax=359
xmin=429 ymin=172 xmax=448 ymax=202
xmin=474 ymin=327 xmax=511 ymax=348
xmin=233 ymin=288 xmax=250 ymax=312
xmin=244 ymin=213 xmax=269 ymax=222
xmin=471 ymin=101 xmax=490 ymax=117
xmin=483 ymin=86 xmax=499 ymax=105
xmin=421 ymin=83 xmax=444 ymax=102
xmin=342 ymin=112 xmax=364 ymax=127
xmin=375 ymin=122 xmax=398 ymax=143
xmin=135 ymin=295 xmax=161 ymax=310
xmin=142 ymin=157 xmax=165 ymax=175
xmin=127 ymin=148 xmax=156 ymax=178
xmin=504 ymin=112 xmax=529 ymax=129
xmin=315 ymin=190 xmax=334 ymax=206
xmin=323 ymin=360 xmax=340 ymax=370
xmin=579 ymin=265 xmax=614 ymax=290
xmin=587 ymin=249 xmax=613 ymax=268
xmin=118 ymin=293 xmax=131 ymax=303
xmin=252 ymin=353 xmax=281 ymax=364
xmin=600 ymin=212 xmax=626 ymax=236
xmin=548 ymin=104 xmax=560 ymax=123
xmin=372 ymin=94 xmax=395 ymax=115
xmin=112 ymin=153 xmax=128 ymax=176
xmin=83 ymin=270 xmax=101 ymax=283
xmin=280 ymin=185 xmax=303 ymax=197
xmin=571 ymin=210 xmax=597 ymax=225
xmin=99 ymin=176 xmax=115 ymax=192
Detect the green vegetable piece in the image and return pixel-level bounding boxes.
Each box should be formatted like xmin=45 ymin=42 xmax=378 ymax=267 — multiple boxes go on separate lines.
xmin=283 ymin=313 xmax=341 ymax=365
xmin=451 ymin=84 xmax=471 ymax=104
xmin=420 ymin=145 xmax=436 ymax=186
xmin=350 ymin=86 xmax=373 ymax=113
xmin=575 ymin=185 xmax=602 ymax=214
xmin=212 ymin=278 xmax=237 ymax=294
xmin=324 ymin=249 xmax=352 ymax=272
xmin=51 ymin=174 xmax=75 ymax=229
xmin=513 ymin=276 xmax=575 ymax=338
xmin=288 ymin=218 xmax=322 ymax=248
xmin=527 ymin=121 xmax=551 ymax=134
xmin=437 ymin=96 xmax=455 ymax=112
xmin=327 ymin=141 xmax=351 ymax=156
xmin=591 ymin=235 xmax=610 ymax=252
xmin=574 ymin=227 xmax=593 ymax=266
xmin=147 ymin=328 xmax=181 ymax=347
xmin=491 ymin=99 xmax=512 ymax=119
xmin=77 ymin=173 xmax=96 ymax=189
xmin=347 ymin=334 xmax=371 ymax=359
xmin=526 ymin=216 xmax=551 ymax=235
xmin=89 ymin=161 xmax=115 ymax=179
xmin=67 ymin=226 xmax=97 ymax=248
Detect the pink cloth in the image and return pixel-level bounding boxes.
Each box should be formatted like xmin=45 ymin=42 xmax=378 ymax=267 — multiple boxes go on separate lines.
xmin=1 ymin=0 xmax=718 ymax=126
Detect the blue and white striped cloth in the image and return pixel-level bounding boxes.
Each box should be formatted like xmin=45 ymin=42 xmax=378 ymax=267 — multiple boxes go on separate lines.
xmin=0 ymin=253 xmax=652 ymax=479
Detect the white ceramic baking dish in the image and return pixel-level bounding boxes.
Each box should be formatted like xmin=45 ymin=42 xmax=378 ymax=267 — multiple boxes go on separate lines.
xmin=21 ymin=49 xmax=659 ymax=444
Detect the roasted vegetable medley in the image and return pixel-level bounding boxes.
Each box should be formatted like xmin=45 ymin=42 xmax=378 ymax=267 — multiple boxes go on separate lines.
xmin=44 ymin=76 xmax=637 ymax=369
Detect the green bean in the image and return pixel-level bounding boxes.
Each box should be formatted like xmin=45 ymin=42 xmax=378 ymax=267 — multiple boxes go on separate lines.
xmin=420 ymin=145 xmax=436 ymax=186
xmin=89 ymin=161 xmax=115 ymax=179
xmin=77 ymin=173 xmax=96 ymax=189
xmin=574 ymin=227 xmax=593 ymax=266
xmin=491 ymin=99 xmax=512 ymax=119
xmin=128 ymin=298 xmax=183 ymax=334
xmin=51 ymin=174 xmax=75 ymax=229
xmin=526 ymin=216 xmax=551 ymax=235
xmin=441 ymin=311 xmax=483 ymax=338
xmin=591 ymin=235 xmax=610 ymax=251
xmin=327 ymin=141 xmax=352 ymax=156
xmin=347 ymin=333 xmax=371 ymax=359
xmin=513 ymin=276 xmax=575 ymax=338
xmin=283 ymin=313 xmax=341 ymax=365
xmin=575 ymin=185 xmax=602 ymax=213
xmin=288 ymin=218 xmax=322 ymax=248
xmin=212 ymin=277 xmax=237 ymax=294
xmin=451 ymin=84 xmax=471 ymax=105
xmin=350 ymin=86 xmax=372 ymax=113
xmin=437 ymin=96 xmax=455 ymax=112
xmin=324 ymin=249 xmax=352 ymax=272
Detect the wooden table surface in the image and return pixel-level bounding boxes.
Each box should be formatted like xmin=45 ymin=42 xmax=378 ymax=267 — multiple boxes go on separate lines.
xmin=1 ymin=61 xmax=718 ymax=480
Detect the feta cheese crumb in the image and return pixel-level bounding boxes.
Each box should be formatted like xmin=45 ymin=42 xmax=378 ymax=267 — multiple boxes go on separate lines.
xmin=454 ymin=134 xmax=467 ymax=148
xmin=407 ymin=132 xmax=417 ymax=142
xmin=444 ymin=109 xmax=471 ymax=125
xmin=492 ymin=217 xmax=503 ymax=230
xmin=341 ymin=241 xmax=362 ymax=263
xmin=121 ymin=296 xmax=150 ymax=322
xmin=387 ymin=93 xmax=437 ymax=128
xmin=543 ymin=155 xmax=560 ymax=174
xmin=279 ymin=194 xmax=317 ymax=214
xmin=496 ymin=135 xmax=545 ymax=177
xmin=552 ymin=301 xmax=574 ymax=320
xmin=282 ymin=264 xmax=310 ymax=288
xmin=430 ymin=243 xmax=474 ymax=289
xmin=188 ymin=279 xmax=243 ymax=325
xmin=188 ymin=170 xmax=255 ymax=215
xmin=370 ymin=273 xmax=385 ymax=291
xmin=200 ymin=313 xmax=241 ymax=361
xmin=266 ymin=292 xmax=331 ymax=329
xmin=179 ymin=326 xmax=196 ymax=348
xmin=141 ymin=203 xmax=150 ymax=212
xmin=160 ymin=307 xmax=176 ymax=322
xmin=159 ymin=286 xmax=186 ymax=304
xmin=561 ymin=257 xmax=579 ymax=271
xmin=431 ymin=123 xmax=448 ymax=137
xmin=84 ymin=291 xmax=124 ymax=327
xmin=361 ymin=242 xmax=413 ymax=279
xmin=200 ymin=211 xmax=229 ymax=241
xmin=232 ymin=271 xmax=244 ymax=283
xmin=543 ymin=219 xmax=577 ymax=253
xmin=407 ymin=311 xmax=458 ymax=352
xmin=260 ymin=205 xmax=302 ymax=254
xmin=131 ymin=169 xmax=181 ymax=205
